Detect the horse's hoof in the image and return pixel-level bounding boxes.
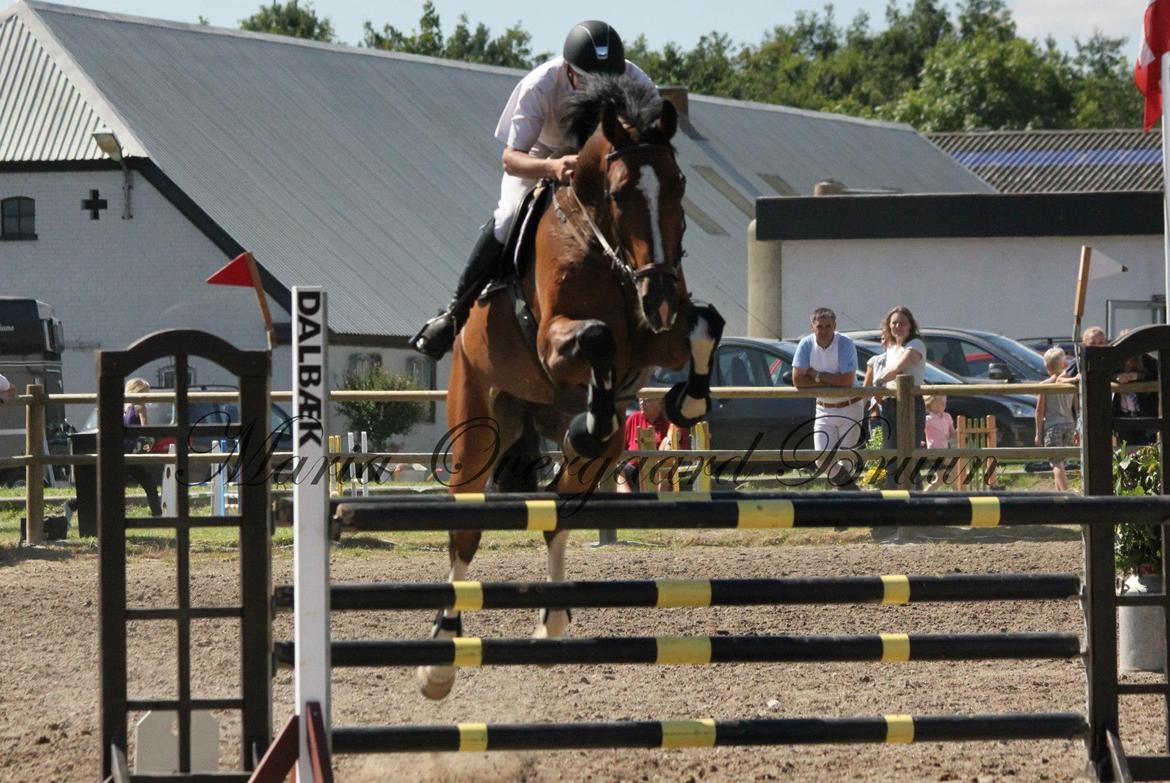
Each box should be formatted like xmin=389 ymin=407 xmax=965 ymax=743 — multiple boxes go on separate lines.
xmin=416 ymin=665 xmax=456 ymax=700
xmin=566 ymin=413 xmax=610 ymax=458
xmin=663 ymin=382 xmax=709 ymax=427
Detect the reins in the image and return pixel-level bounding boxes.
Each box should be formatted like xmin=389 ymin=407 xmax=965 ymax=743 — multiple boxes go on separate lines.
xmin=553 ymin=141 xmax=682 ymax=285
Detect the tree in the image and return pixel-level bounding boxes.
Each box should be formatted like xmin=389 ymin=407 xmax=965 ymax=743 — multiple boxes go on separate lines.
xmin=889 ymin=34 xmax=1075 ymax=130
xmin=1071 ymin=31 xmax=1142 ymax=128
xmin=336 ymin=367 xmax=428 ymax=451
xmin=240 ymin=0 xmax=334 ymax=42
xmin=363 ymin=1 xmax=535 ymax=68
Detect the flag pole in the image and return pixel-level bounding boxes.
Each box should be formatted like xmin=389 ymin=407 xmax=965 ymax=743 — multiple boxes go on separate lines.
xmin=1162 ymin=52 xmax=1170 ymax=323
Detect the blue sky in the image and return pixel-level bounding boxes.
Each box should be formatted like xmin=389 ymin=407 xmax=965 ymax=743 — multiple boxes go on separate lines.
xmin=53 ymin=0 xmax=1139 ymax=55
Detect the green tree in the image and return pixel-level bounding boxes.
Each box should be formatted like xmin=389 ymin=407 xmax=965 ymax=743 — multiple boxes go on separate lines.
xmin=239 ymin=0 xmax=334 ymax=42
xmin=1071 ymin=31 xmax=1142 ymax=128
xmin=889 ymin=34 xmax=1075 ymax=130
xmin=363 ymin=1 xmax=534 ymax=68
xmin=336 ymin=367 xmax=428 ymax=451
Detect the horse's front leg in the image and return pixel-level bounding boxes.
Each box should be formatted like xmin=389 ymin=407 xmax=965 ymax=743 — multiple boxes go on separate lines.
xmin=663 ymin=303 xmax=725 ymax=427
xmin=542 ymin=316 xmax=620 ymax=459
xmin=536 ymin=432 xmax=624 ymax=639
xmin=417 ymin=531 xmax=481 ymax=700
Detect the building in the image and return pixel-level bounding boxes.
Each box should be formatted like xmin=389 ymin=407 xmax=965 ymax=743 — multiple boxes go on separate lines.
xmin=1 ymin=1 xmax=991 ymax=448
xmin=928 ymin=129 xmax=1161 ymax=193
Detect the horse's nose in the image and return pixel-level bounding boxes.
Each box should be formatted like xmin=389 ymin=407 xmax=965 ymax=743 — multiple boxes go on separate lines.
xmin=658 ymin=301 xmax=673 ymax=330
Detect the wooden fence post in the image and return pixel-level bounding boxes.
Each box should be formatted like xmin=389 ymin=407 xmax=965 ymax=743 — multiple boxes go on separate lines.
xmin=895 ymin=375 xmax=915 ymax=490
xmin=25 ymin=384 xmax=45 ymax=544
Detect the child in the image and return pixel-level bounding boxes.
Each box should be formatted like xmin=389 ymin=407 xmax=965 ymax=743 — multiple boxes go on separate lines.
xmin=1035 ymin=347 xmax=1077 ymax=491
xmin=923 ymin=394 xmax=954 ymax=490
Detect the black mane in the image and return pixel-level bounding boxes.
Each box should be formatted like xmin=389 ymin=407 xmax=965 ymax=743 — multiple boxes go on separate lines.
xmin=560 ymin=75 xmax=668 ymax=149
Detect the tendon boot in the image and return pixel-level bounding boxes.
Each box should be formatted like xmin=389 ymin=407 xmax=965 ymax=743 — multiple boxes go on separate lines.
xmin=411 ymin=220 xmax=505 ymax=360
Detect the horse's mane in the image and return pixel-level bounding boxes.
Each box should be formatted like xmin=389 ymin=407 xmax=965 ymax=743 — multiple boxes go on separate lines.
xmin=560 ymin=75 xmax=670 ymax=149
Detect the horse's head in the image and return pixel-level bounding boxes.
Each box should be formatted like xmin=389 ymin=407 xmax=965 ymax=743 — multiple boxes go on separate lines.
xmin=563 ymin=77 xmax=687 ymax=333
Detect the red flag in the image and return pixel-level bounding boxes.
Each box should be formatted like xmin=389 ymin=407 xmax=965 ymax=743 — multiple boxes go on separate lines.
xmin=1137 ymin=0 xmax=1170 ymax=132
xmin=207 ymin=252 xmax=255 ymax=286
xmin=206 ymin=251 xmax=278 ymax=350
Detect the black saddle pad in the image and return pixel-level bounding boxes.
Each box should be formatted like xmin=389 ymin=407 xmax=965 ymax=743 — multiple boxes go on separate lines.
xmin=501 ymin=182 xmax=554 ymax=284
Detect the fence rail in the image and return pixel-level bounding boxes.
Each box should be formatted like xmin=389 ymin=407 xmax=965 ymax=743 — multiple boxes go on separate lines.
xmin=6 ymin=377 xmax=1127 ymax=543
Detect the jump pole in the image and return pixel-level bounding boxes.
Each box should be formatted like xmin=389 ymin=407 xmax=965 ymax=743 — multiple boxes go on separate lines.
xmin=293 ymin=286 xmax=331 ymax=780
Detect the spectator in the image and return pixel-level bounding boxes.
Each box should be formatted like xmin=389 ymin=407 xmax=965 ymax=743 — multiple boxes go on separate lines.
xmin=923 ymin=394 xmax=955 ymax=491
xmin=1112 ymin=349 xmax=1159 ymax=447
xmin=617 ymin=397 xmax=689 ymax=492
xmin=862 ymin=335 xmax=889 ymax=442
xmin=0 ymin=372 xmax=15 ymax=402
xmin=792 ymin=307 xmax=863 ymax=490
xmin=874 ymin=306 xmax=926 ymax=488
xmin=1035 ymin=348 xmax=1077 ymax=492
xmin=123 ymin=378 xmax=163 ymax=516
xmin=1062 ymin=325 xmax=1107 ymax=380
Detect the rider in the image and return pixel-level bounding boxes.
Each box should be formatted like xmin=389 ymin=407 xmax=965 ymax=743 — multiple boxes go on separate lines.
xmin=410 ymin=20 xmax=657 ymax=360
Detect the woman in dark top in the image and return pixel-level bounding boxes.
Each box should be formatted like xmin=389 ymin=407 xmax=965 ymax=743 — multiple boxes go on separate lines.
xmin=124 ymin=377 xmax=163 ymax=516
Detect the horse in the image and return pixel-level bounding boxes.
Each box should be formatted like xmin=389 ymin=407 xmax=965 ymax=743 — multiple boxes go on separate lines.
xmin=420 ymin=75 xmax=723 ymax=699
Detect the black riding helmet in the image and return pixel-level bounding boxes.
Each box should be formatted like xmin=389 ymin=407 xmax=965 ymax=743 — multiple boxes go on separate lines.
xmin=563 ymin=20 xmax=625 ymax=76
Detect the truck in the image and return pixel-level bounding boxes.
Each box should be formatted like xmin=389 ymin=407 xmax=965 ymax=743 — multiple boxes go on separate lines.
xmin=0 ymin=298 xmax=69 ymax=485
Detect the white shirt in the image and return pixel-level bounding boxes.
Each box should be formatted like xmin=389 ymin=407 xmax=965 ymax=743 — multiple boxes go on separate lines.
xmin=884 ymin=338 xmax=927 ymax=387
xmin=0 ymin=373 xmax=9 ymax=392
xmin=494 ymin=56 xmax=656 ymax=158
xmin=811 ymin=336 xmax=843 ymax=406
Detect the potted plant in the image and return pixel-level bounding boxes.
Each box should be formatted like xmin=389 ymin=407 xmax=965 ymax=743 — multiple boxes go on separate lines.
xmin=1115 ymin=444 xmax=1164 ymax=672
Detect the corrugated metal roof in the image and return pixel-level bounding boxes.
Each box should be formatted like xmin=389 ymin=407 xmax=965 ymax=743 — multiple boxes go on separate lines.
xmin=0 ymin=12 xmax=106 ymax=160
xmin=4 ymin=1 xmax=993 ymax=337
xmin=927 ymin=129 xmax=1162 ymax=193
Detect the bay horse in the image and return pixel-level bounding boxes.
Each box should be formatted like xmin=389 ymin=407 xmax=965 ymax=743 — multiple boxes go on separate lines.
xmin=421 ymin=75 xmax=723 ymax=699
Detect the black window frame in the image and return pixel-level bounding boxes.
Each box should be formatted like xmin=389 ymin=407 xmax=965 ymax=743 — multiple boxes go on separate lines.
xmin=1 ymin=196 xmax=37 ymax=240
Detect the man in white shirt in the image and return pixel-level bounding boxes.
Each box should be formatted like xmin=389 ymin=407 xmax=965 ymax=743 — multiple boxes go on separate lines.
xmin=411 ymin=20 xmax=656 ymax=359
xmin=0 ymin=373 xmax=15 ymax=401
xmin=792 ymin=308 xmax=864 ymax=489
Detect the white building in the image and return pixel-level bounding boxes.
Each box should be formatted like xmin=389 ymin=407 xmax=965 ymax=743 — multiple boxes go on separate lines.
xmin=1 ymin=1 xmax=991 ymax=449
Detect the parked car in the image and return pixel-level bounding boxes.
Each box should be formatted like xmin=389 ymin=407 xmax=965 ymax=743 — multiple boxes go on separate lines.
xmin=1018 ymin=336 xmax=1077 ymax=357
xmin=853 ymin=341 xmax=1037 ymax=446
xmin=650 ymin=336 xmax=816 ymax=458
xmin=648 ymin=337 xmax=1037 ymax=460
xmin=844 ymin=327 xmax=1049 ymax=383
xmin=82 ymin=385 xmax=293 ymax=482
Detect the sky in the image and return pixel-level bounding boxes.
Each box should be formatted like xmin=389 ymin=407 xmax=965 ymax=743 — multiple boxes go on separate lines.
xmin=48 ymin=0 xmax=1141 ymax=56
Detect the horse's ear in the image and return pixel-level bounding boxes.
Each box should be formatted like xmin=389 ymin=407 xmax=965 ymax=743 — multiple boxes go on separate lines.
xmin=656 ymin=100 xmax=678 ymax=141
xmin=602 ymin=104 xmax=631 ymax=147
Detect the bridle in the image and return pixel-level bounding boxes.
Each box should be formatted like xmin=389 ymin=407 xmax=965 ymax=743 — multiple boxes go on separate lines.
xmin=556 ymin=142 xmax=686 ymax=283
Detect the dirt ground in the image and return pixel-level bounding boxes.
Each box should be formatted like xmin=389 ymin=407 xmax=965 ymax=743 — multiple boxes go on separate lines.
xmin=1 ymin=530 xmax=1165 ymax=783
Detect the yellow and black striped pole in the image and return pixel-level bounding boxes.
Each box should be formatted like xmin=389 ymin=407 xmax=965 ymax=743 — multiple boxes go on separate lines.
xmin=330 ymin=713 xmax=1088 ymax=754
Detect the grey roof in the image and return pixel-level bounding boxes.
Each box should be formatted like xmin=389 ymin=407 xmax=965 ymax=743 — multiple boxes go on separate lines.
xmin=2 ymin=1 xmax=993 ymax=337
xmin=927 ymin=129 xmax=1162 ymax=193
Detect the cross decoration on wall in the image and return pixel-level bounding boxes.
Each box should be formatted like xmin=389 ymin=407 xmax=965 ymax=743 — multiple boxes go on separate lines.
xmin=82 ymin=189 xmax=108 ymax=220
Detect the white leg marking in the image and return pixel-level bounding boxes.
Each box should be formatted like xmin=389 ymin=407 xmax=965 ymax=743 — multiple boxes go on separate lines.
xmin=536 ymin=531 xmax=571 ymax=639
xmin=637 ymin=165 xmax=665 ymax=264
xmin=418 ymin=556 xmax=468 ymax=699
xmin=689 ymin=316 xmax=715 ymax=373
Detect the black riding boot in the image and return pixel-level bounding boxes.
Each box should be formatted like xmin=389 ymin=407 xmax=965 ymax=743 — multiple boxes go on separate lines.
xmin=411 ymin=220 xmax=505 ymax=360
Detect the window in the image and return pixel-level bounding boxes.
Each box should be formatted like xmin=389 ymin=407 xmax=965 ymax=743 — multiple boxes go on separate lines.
xmin=715 ymin=347 xmax=781 ymax=387
xmin=1 ymin=197 xmax=36 ymax=239
xmin=406 ymin=355 xmax=436 ymax=423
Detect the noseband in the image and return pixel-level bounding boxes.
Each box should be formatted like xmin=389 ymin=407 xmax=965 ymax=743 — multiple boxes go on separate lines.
xmin=559 ymin=142 xmax=685 ymax=283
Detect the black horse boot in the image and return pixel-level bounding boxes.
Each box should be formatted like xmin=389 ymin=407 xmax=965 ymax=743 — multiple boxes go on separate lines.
xmin=411 ymin=220 xmax=505 ymax=360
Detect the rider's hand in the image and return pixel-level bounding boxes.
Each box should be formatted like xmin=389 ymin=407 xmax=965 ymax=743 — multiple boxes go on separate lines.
xmin=549 ymin=155 xmax=577 ymax=184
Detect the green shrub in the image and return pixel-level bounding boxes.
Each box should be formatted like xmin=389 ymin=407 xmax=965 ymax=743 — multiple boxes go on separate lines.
xmin=1114 ymin=444 xmax=1162 ymax=575
xmin=337 ymin=367 xmax=428 ymax=450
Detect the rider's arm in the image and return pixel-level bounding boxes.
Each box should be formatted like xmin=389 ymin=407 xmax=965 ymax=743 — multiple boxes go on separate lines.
xmin=502 ymin=147 xmax=575 ymax=184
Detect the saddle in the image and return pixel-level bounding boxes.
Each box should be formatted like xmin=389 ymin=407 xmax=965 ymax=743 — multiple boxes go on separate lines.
xmin=478 ymin=181 xmax=555 ymax=347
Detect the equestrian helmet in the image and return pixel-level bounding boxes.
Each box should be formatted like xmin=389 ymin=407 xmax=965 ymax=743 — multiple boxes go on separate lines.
xmin=563 ymin=20 xmax=625 ymax=76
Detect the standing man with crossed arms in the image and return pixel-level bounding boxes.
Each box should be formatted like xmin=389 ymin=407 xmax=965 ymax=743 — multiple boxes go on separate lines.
xmin=792 ymin=307 xmax=864 ymax=490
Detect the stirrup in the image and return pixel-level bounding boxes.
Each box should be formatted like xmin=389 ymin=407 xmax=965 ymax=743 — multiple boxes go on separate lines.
xmin=410 ymin=312 xmax=455 ymax=360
